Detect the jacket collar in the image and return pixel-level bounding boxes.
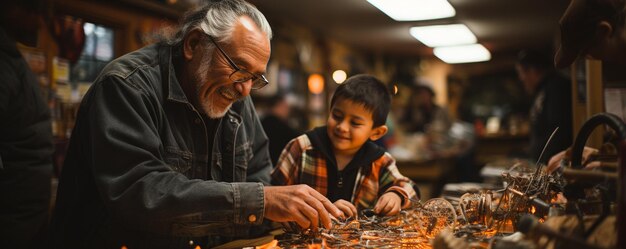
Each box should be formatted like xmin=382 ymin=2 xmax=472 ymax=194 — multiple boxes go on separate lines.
xmin=159 ymin=44 xmax=190 ymax=104
xmin=306 ymin=126 xmax=385 ymax=172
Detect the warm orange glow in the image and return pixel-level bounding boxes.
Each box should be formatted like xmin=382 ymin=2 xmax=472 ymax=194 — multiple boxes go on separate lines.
xmin=530 ymin=206 xmax=536 ymax=214
xmin=483 ymin=228 xmax=497 ymax=237
xmin=308 ymin=74 xmax=325 ymax=94
xmin=194 ymin=246 xmax=201 ymax=249
xmin=307 ymin=240 xmax=324 ymax=249
xmin=256 ymin=240 xmax=278 ymax=249
xmin=120 ymin=246 xmax=128 ymax=249
xmin=393 ymin=84 xmax=398 ymax=95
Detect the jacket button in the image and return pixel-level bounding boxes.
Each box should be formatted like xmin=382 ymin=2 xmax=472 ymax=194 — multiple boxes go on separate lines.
xmin=194 ymin=118 xmax=201 ymax=125
xmin=248 ymin=214 xmax=257 ymax=223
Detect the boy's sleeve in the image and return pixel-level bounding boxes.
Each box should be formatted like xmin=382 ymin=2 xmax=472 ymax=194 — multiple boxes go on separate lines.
xmin=270 ymin=136 xmax=305 ymax=186
xmin=378 ymin=153 xmax=419 ymax=209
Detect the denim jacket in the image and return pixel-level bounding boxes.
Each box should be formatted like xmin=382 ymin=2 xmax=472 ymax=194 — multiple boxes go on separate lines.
xmin=50 ymin=43 xmax=272 ymax=249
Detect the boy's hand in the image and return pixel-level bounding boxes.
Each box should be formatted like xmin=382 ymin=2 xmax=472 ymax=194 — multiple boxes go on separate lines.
xmin=374 ymin=192 xmax=402 ymax=216
xmin=333 ymin=199 xmax=357 ymax=218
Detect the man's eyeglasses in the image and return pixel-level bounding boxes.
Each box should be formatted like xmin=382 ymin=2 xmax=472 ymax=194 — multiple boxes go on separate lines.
xmin=206 ymin=35 xmax=268 ymax=90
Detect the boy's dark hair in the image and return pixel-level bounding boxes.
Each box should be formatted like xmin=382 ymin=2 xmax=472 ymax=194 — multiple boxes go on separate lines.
xmin=330 ymin=74 xmax=391 ymax=127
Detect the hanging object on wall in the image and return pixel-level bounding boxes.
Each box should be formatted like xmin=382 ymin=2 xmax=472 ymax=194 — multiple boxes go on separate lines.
xmin=48 ymin=15 xmax=85 ymax=63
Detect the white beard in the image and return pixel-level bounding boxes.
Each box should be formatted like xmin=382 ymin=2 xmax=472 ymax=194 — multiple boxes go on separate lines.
xmin=199 ymin=83 xmax=242 ymax=118
xmin=202 ymin=98 xmax=231 ymax=118
xmin=194 ymin=80 xmax=229 ymax=118
xmin=190 ymin=50 xmax=244 ymax=119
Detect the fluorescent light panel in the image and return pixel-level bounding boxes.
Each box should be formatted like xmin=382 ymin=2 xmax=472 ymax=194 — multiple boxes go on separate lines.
xmin=367 ymin=0 xmax=455 ymax=21
xmin=410 ymin=24 xmax=476 ymax=47
xmin=434 ymin=44 xmax=491 ymax=64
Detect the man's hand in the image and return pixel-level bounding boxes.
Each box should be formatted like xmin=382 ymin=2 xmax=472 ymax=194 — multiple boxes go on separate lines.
xmin=546 ymin=149 xmax=568 ymax=173
xmin=333 ymin=199 xmax=357 ymax=218
xmin=546 ymin=146 xmax=600 ymax=173
xmin=374 ymin=192 xmax=402 ymax=216
xmin=264 ymin=185 xmax=343 ymax=230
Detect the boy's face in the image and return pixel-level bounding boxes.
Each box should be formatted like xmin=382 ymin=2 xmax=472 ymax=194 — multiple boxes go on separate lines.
xmin=327 ymin=99 xmax=387 ymax=156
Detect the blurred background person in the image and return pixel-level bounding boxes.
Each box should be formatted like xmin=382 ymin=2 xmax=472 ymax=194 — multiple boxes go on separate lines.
xmin=0 ymin=0 xmax=53 ymax=248
xmin=261 ymin=94 xmax=300 ymax=165
xmin=515 ymin=50 xmax=573 ymax=164
xmin=548 ymin=0 xmax=626 ymax=172
xmin=393 ymin=81 xmax=477 ymax=197
xmin=555 ymin=0 xmax=626 ymax=68
xmin=399 ymin=83 xmax=452 ymax=135
xmin=397 ymin=83 xmax=460 ymax=158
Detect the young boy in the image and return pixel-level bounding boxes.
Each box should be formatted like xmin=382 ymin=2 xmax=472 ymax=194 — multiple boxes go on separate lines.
xmin=271 ymin=74 xmax=418 ymax=218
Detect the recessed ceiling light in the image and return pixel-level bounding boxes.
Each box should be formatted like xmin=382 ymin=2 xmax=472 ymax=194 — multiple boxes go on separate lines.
xmin=410 ymin=24 xmax=476 ymax=47
xmin=434 ymin=44 xmax=491 ymax=64
xmin=367 ymin=0 xmax=455 ymax=21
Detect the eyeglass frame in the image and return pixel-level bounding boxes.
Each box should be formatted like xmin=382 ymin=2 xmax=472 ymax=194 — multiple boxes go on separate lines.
xmin=205 ymin=34 xmax=269 ymax=90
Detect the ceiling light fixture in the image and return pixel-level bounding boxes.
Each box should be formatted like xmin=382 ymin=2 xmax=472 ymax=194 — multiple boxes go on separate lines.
xmin=434 ymin=44 xmax=491 ymax=64
xmin=366 ymin=0 xmax=455 ymax=21
xmin=410 ymin=24 xmax=476 ymax=47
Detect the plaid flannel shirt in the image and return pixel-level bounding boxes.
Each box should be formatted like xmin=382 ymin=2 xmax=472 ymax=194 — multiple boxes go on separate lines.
xmin=271 ymin=134 xmax=418 ymax=210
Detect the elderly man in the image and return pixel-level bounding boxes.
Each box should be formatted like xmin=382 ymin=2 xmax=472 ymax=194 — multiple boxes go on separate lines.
xmin=50 ymin=1 xmax=342 ymax=248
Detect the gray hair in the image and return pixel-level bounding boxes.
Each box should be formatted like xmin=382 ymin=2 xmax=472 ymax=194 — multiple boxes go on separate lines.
xmin=162 ymin=0 xmax=272 ymax=46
